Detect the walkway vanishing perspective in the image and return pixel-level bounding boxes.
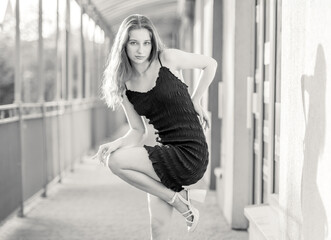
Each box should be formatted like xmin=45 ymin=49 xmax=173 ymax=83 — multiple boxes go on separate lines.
xmin=0 ymin=158 xmax=248 ymax=240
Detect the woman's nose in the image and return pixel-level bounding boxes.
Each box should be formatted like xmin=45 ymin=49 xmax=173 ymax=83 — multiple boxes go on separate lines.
xmin=137 ymin=44 xmax=143 ymax=53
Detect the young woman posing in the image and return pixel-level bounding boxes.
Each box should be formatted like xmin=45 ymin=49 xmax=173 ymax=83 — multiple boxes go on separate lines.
xmin=93 ymin=14 xmax=217 ymax=239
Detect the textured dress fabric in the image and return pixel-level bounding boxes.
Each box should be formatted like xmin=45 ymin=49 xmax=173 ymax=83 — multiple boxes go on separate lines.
xmin=125 ymin=61 xmax=209 ymax=192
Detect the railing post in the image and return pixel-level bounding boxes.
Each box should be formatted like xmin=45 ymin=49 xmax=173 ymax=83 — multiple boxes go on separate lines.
xmin=13 ymin=0 xmax=25 ymax=218
xmin=38 ymin=0 xmax=49 ymax=198
xmin=55 ymin=0 xmax=62 ymax=184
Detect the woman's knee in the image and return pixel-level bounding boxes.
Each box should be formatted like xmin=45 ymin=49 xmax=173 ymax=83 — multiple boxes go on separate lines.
xmin=107 ymin=150 xmax=124 ymax=174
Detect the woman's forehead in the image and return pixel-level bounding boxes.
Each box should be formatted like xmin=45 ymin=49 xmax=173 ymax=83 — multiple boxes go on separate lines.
xmin=128 ymin=28 xmax=151 ymax=40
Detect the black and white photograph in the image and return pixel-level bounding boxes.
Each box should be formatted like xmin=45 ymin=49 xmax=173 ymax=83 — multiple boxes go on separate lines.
xmin=0 ymin=0 xmax=330 ymax=239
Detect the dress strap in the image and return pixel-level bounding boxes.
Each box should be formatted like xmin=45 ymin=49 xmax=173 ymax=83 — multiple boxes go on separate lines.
xmin=158 ymin=52 xmax=163 ymax=67
xmin=124 ymin=83 xmax=128 ymax=90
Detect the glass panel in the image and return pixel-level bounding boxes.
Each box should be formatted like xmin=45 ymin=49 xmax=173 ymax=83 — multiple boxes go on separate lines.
xmin=275 ymin=0 xmax=281 ymax=103
xmin=274 ymin=156 xmax=279 ymax=193
xmin=98 ymin=34 xmax=109 ymax=98
xmin=262 ymin=179 xmax=268 ymax=203
xmin=273 ymin=0 xmax=281 ymax=195
xmin=253 ymin=154 xmax=261 ymax=204
xmin=264 ymin=103 xmax=269 ymax=120
xmin=70 ymin=0 xmax=81 ymax=99
xmin=254 ymin=118 xmax=259 ymax=139
xmin=265 ymin=0 xmax=270 ymax=42
xmin=94 ymin=26 xmax=105 ymax=97
xmin=88 ymin=18 xmax=95 ymax=98
xmin=21 ymin=0 xmax=39 ymax=103
xmin=58 ymin=0 xmax=66 ymax=100
xmin=255 ymin=35 xmax=260 ymax=74
xmin=263 ymin=141 xmax=268 ymax=163
xmin=264 ymin=64 xmax=269 ymax=82
xmin=93 ymin=26 xmax=99 ymax=97
xmin=82 ymin=13 xmax=89 ymax=98
xmin=43 ymin=0 xmax=57 ymax=101
xmin=99 ymin=30 xmax=106 ymax=75
xmin=0 ymin=0 xmax=15 ymax=105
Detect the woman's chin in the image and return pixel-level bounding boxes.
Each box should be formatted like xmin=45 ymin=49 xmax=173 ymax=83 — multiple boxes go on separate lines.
xmin=132 ymin=58 xmax=147 ymax=64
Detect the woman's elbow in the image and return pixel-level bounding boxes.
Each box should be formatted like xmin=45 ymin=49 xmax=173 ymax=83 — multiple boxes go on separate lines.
xmin=210 ymin=58 xmax=218 ymax=70
xmin=132 ymin=127 xmax=146 ymax=138
xmin=204 ymin=57 xmax=217 ymax=71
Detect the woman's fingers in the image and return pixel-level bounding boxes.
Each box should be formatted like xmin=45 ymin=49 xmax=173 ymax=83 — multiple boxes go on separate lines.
xmin=92 ymin=148 xmax=102 ymax=160
xmin=203 ymin=112 xmax=210 ymax=129
xmin=196 ymin=107 xmax=210 ymax=130
xmin=198 ymin=107 xmax=210 ymax=130
xmin=91 ymin=145 xmax=108 ymax=164
xmin=99 ymin=146 xmax=110 ymax=165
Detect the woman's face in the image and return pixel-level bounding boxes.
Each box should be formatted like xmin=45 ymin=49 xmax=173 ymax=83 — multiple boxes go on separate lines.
xmin=126 ymin=28 xmax=152 ymax=65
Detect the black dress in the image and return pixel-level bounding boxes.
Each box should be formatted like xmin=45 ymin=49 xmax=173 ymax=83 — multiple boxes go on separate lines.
xmin=125 ymin=58 xmax=209 ymax=192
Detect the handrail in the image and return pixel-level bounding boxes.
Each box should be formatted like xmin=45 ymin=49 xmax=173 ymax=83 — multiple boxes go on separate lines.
xmin=0 ymin=99 xmax=105 ymax=124
xmin=0 ymin=103 xmax=19 ymax=110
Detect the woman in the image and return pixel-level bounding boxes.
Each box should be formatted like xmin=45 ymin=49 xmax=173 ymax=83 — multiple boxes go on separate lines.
xmin=93 ymin=14 xmax=217 ymax=238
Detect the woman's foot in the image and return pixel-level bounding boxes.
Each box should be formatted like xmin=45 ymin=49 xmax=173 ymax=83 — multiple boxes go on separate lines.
xmin=168 ymin=189 xmax=206 ymax=232
xmin=171 ymin=190 xmax=194 ymax=227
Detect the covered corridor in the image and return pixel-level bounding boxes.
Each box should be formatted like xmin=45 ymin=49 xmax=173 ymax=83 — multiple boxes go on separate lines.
xmin=1 ymin=0 xmax=331 ymax=239
xmin=0 ymin=145 xmax=247 ymax=239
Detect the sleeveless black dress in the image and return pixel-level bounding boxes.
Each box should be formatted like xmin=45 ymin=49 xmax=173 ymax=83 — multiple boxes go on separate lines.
xmin=125 ymin=58 xmax=209 ymax=192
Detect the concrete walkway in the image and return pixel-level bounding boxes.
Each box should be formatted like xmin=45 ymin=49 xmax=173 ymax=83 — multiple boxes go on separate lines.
xmin=0 ymin=158 xmax=248 ymax=240
xmin=0 ymin=122 xmax=248 ymax=240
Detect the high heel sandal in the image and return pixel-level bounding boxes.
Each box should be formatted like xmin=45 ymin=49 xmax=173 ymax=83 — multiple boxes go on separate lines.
xmin=168 ymin=189 xmax=207 ymax=233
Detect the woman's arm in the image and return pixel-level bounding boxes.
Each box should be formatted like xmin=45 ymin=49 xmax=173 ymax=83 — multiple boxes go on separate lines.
xmin=161 ymin=49 xmax=217 ymax=129
xmin=93 ymin=93 xmax=146 ymax=163
xmin=162 ymin=48 xmax=218 ymax=102
xmin=113 ymin=93 xmax=146 ymax=149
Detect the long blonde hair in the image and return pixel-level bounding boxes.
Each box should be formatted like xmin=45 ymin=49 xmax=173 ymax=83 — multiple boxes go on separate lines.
xmin=102 ymin=14 xmax=165 ymax=110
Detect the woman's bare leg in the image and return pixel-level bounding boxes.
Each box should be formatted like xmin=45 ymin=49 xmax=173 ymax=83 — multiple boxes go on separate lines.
xmin=107 ymin=147 xmax=173 ymax=201
xmin=106 ymin=147 xmax=191 ymax=220
xmin=147 ymin=194 xmax=173 ymax=240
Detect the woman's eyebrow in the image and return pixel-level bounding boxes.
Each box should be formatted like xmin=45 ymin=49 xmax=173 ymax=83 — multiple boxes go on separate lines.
xmin=128 ymin=38 xmax=151 ymax=42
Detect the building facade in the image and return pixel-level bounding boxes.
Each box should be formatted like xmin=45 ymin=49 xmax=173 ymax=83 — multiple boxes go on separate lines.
xmin=187 ymin=0 xmax=331 ymax=239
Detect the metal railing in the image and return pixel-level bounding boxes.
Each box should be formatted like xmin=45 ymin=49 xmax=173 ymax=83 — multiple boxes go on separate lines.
xmin=0 ymin=99 xmax=119 ymax=222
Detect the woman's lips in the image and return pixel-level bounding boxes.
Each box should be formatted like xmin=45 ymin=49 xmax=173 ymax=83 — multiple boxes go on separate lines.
xmin=135 ymin=56 xmax=145 ymax=60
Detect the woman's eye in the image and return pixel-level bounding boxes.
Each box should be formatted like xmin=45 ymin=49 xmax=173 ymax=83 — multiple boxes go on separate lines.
xmin=129 ymin=42 xmax=137 ymax=45
xmin=144 ymin=42 xmax=151 ymax=45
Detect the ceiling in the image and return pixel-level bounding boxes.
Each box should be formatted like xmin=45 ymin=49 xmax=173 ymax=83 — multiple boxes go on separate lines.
xmin=90 ymin=0 xmax=180 ymax=33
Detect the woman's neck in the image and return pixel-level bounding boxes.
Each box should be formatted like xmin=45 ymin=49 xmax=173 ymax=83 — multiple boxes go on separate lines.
xmin=132 ymin=61 xmax=151 ymax=76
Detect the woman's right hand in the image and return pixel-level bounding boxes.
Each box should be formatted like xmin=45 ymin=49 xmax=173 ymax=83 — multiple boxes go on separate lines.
xmin=91 ymin=141 xmax=120 ymax=166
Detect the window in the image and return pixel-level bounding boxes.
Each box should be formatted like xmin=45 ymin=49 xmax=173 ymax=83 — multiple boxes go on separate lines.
xmin=43 ymin=0 xmax=57 ymax=102
xmin=58 ymin=0 xmax=66 ymax=100
xmin=82 ymin=13 xmax=90 ymax=98
xmin=0 ymin=0 xmax=15 ymax=105
xmin=251 ymin=0 xmax=281 ymax=204
xmin=20 ymin=0 xmax=39 ymax=103
xmin=70 ymin=0 xmax=81 ymax=99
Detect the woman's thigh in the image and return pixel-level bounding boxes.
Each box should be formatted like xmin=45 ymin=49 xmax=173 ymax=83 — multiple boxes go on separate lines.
xmin=108 ymin=146 xmax=160 ymax=182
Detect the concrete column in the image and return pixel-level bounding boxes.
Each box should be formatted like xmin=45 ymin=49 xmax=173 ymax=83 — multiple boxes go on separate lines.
xmin=217 ymin=0 xmax=255 ymax=229
xmin=208 ymin=0 xmax=222 ymax=190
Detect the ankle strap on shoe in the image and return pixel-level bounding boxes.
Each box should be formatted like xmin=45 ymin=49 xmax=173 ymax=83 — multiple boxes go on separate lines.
xmin=168 ymin=192 xmax=178 ymax=204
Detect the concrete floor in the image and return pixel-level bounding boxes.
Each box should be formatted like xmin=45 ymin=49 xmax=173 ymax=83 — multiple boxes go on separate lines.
xmin=0 ymin=124 xmax=248 ymax=240
xmin=0 ymin=158 xmax=248 ymax=240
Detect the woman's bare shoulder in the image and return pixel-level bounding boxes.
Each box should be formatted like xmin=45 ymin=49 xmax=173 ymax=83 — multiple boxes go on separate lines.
xmin=159 ymin=48 xmax=183 ymax=69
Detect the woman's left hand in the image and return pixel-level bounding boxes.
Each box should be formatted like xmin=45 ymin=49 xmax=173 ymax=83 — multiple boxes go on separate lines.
xmin=192 ymin=99 xmax=210 ymax=130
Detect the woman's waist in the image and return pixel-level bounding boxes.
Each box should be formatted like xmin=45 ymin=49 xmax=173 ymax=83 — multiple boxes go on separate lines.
xmin=156 ymin=133 xmax=207 ymax=146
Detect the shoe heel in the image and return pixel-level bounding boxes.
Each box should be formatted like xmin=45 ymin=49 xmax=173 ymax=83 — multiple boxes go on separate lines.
xmin=188 ymin=189 xmax=207 ymax=203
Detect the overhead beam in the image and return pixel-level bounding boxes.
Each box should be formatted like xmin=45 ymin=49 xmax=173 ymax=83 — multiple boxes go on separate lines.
xmin=75 ymin=0 xmax=113 ymax=38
